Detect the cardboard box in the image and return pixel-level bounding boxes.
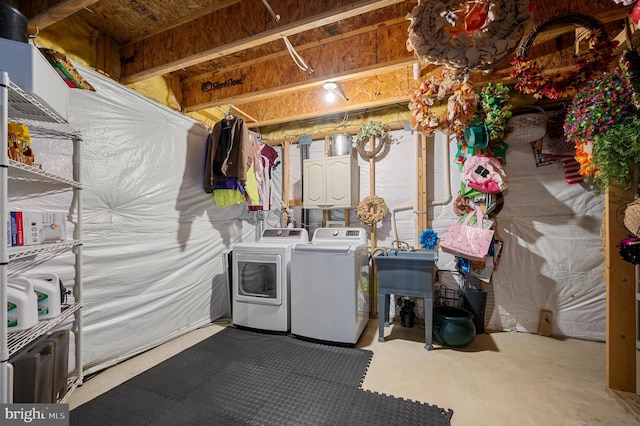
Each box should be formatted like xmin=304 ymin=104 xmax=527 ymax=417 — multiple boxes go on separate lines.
xmin=21 ymin=211 xmax=66 ymax=245
xmin=0 ymin=38 xmax=69 ymax=121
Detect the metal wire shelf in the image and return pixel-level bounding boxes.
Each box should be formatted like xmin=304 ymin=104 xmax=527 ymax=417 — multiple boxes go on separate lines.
xmin=7 ymin=302 xmax=81 ymax=358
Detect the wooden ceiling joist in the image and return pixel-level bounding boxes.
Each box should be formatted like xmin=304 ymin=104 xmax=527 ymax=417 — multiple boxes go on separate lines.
xmin=118 ymin=0 xmax=407 ymax=84
xmin=181 ymin=21 xmax=414 ymax=112
xmin=234 ymin=66 xmax=418 ymax=128
xmin=19 ymin=0 xmax=99 ymax=33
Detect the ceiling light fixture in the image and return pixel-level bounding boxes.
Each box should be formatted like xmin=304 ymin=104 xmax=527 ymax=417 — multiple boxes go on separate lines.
xmin=323 ymin=81 xmax=349 ymax=103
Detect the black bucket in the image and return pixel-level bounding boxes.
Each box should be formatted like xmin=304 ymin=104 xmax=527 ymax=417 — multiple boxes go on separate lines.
xmin=463 ymin=289 xmax=488 ymax=334
xmin=0 ymin=3 xmax=28 ymax=43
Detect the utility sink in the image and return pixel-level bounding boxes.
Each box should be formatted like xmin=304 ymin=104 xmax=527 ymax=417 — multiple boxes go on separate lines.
xmin=374 ymin=248 xmax=438 ymax=350
xmin=374 ymin=249 xmax=437 ymax=294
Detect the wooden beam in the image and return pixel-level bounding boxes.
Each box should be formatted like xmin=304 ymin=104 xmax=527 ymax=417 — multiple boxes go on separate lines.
xmin=233 ymin=66 xmax=418 ymax=128
xmin=119 ymin=0 xmax=409 ymax=84
xmin=95 ymin=33 xmax=111 ymax=77
xmin=181 ymin=21 xmax=414 ymax=112
xmin=19 ymin=0 xmax=99 ymax=33
xmin=605 ymin=186 xmax=636 ymax=392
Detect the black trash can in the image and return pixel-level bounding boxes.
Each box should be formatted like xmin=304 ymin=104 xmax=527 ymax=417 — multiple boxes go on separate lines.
xmin=0 ymin=3 xmax=28 ymax=43
xmin=463 ymin=288 xmax=488 ymax=334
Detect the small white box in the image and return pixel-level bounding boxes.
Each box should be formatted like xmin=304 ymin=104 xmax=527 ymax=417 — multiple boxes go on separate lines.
xmin=0 ymin=38 xmax=69 ymax=121
xmin=21 ymin=211 xmax=66 ymax=245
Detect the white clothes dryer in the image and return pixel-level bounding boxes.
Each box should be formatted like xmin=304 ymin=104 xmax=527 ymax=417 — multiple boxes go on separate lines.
xmin=290 ymin=227 xmax=369 ymax=345
xmin=232 ymin=228 xmax=309 ymax=332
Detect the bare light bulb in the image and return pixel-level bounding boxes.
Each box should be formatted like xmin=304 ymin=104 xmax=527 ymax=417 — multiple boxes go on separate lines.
xmin=325 ymin=90 xmax=336 ymax=102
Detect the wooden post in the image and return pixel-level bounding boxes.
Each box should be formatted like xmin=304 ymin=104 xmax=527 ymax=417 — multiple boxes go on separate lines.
xmin=417 ymin=133 xmax=428 ymax=241
xmin=605 ymin=185 xmax=636 ymax=392
xmin=369 ymin=135 xmax=377 ymax=318
xmin=369 ymin=135 xmax=376 ymax=249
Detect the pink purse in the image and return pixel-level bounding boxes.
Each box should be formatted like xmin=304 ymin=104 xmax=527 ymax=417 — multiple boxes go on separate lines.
xmin=440 ymin=208 xmax=494 ymax=262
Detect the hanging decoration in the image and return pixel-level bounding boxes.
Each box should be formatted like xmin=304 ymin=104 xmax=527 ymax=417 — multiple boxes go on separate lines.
xmin=510 ymin=14 xmax=618 ymax=100
xmin=624 ymin=198 xmax=640 ymax=237
xmin=564 ymin=49 xmax=640 ymax=181
xmin=406 ymin=0 xmax=532 ymax=76
xmin=478 ymin=82 xmax=512 ymax=145
xmin=617 ymin=236 xmax=640 ymax=264
xmin=409 ymin=71 xmax=478 ymax=137
xmin=613 ymin=1 xmax=640 ymax=25
xmin=356 ymin=195 xmax=388 ymax=226
xmin=355 ymin=121 xmax=391 ymax=160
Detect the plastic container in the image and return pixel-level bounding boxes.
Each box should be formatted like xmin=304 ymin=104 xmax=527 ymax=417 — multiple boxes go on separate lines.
xmin=7 ymin=278 xmax=38 ymax=332
xmin=43 ymin=330 xmax=70 ymax=401
xmin=12 ymin=341 xmax=55 ymax=403
xmin=0 ymin=37 xmax=69 ymax=121
xmin=24 ymin=273 xmax=62 ymax=320
xmin=0 ymin=3 xmax=28 ymax=43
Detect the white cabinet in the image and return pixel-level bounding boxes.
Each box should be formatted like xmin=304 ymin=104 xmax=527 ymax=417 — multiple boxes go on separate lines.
xmin=0 ymin=71 xmax=82 ymax=403
xmin=303 ymin=154 xmax=359 ymax=209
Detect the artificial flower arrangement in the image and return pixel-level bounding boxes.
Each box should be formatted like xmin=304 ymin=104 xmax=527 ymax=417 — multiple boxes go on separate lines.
xmin=564 ymin=49 xmax=640 ymax=187
xmin=511 ymin=31 xmax=618 ymax=100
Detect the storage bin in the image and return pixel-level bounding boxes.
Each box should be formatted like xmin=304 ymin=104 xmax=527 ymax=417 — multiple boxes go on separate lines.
xmin=12 ymin=341 xmax=55 ymax=403
xmin=0 ymin=37 xmax=69 ymax=121
xmin=43 ymin=330 xmax=70 ymax=401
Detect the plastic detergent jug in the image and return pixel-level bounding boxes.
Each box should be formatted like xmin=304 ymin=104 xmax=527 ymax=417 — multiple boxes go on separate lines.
xmin=23 ymin=273 xmax=62 ymax=320
xmin=7 ymin=278 xmax=38 ymax=332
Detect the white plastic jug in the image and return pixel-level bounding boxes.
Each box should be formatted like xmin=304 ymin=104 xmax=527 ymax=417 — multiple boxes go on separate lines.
xmin=24 ymin=273 xmax=62 ymax=320
xmin=7 ymin=277 xmax=38 ymax=332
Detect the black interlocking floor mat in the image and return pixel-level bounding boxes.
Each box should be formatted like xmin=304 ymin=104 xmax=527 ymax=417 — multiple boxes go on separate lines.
xmin=71 ymin=326 xmax=453 ymax=425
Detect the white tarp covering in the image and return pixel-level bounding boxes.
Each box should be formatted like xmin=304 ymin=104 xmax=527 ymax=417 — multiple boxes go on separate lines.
xmin=12 ymin=66 xmax=266 ymax=374
xmin=13 ymin=65 xmax=605 ymax=376
xmin=287 ymin=129 xmax=605 ymax=341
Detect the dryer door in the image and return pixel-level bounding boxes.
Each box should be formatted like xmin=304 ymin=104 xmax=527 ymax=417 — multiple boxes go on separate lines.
xmin=233 ymin=251 xmax=283 ymax=306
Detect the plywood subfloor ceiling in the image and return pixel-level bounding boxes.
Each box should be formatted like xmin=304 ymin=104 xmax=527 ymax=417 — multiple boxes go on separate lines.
xmin=12 ymin=0 xmax=637 ymax=130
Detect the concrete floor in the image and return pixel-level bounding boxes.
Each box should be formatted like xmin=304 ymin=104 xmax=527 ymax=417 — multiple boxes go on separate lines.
xmin=68 ymin=318 xmax=640 ymax=425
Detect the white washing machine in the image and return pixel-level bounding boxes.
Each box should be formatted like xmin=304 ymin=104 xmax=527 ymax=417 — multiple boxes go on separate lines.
xmin=290 ymin=227 xmax=369 ymax=345
xmin=232 ymin=228 xmax=309 ymax=332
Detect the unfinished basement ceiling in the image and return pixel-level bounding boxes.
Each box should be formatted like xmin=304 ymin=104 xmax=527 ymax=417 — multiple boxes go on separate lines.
xmin=12 ymin=0 xmax=636 ymax=130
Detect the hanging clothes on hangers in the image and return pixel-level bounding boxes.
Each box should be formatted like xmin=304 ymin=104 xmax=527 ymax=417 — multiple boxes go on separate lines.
xmin=246 ymin=131 xmax=280 ymax=211
xmin=203 ymin=114 xmax=252 ymax=193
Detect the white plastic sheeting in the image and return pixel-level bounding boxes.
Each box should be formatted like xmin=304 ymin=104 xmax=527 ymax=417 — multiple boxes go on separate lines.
xmin=287 ymin=129 xmax=605 ymax=341
xmin=17 ymin=65 xmax=605 ymax=376
xmin=15 ymin=65 xmax=268 ymax=374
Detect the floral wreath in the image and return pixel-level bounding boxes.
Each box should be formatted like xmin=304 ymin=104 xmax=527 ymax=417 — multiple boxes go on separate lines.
xmin=356 ymin=195 xmax=388 ymax=226
xmin=409 ymin=71 xmax=479 ymax=137
xmin=407 ymin=0 xmax=532 ymax=74
xmin=510 ymin=14 xmax=619 ymax=100
xmin=355 ymin=121 xmax=391 ymax=159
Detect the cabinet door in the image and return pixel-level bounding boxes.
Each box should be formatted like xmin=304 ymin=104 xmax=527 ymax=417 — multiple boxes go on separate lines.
xmin=303 ymin=158 xmax=326 ymax=208
xmin=325 ymin=156 xmax=352 ymax=208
